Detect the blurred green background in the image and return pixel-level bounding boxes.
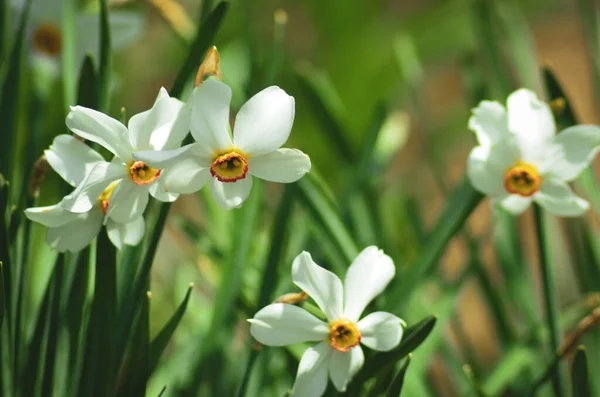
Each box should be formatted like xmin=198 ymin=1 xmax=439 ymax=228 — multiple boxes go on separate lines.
xmin=11 ymin=0 xmax=600 ymax=395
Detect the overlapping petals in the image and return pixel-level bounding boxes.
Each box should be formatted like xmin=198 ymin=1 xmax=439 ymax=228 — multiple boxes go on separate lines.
xmin=249 ymin=246 xmax=404 ymax=397
xmin=467 ymin=88 xmax=600 ymax=216
xmin=135 ymin=79 xmax=310 ymax=210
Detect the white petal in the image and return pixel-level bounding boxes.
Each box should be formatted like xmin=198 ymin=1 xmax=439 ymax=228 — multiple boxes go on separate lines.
xmin=291 ymin=342 xmax=332 ymax=397
xmin=506 ymin=89 xmax=555 ymax=164
xmin=343 ymin=246 xmax=395 ymax=322
xmin=106 ymin=217 xmax=145 ymax=250
xmin=134 ymin=143 xmax=212 ymax=170
xmin=61 ymin=162 xmax=125 ymax=213
xmin=149 ymin=182 xmax=179 ymax=202
xmin=291 ymin=251 xmax=343 ymax=322
xmin=546 ymin=125 xmax=600 ymax=181
xmin=495 ymin=194 xmax=532 ymax=215
xmin=534 ymin=179 xmax=590 ymax=217
xmin=25 ymin=203 xmax=79 ymax=227
xmin=44 ymin=135 xmax=104 ymax=187
xmin=248 ymin=303 xmax=329 ymax=346
xmin=160 ymin=162 xmax=211 ymax=195
xmin=248 ymin=149 xmax=311 ymax=183
xmin=66 ymin=106 xmax=133 ymax=161
xmin=328 ymin=346 xmax=364 ymax=392
xmin=46 ymin=208 xmax=104 ymax=252
xmin=106 ymin=180 xmax=150 ymax=223
xmin=190 ymin=80 xmax=233 ymax=151
xmin=468 ymin=100 xmax=508 ymax=148
xmin=209 ymin=177 xmax=253 ymax=210
xmin=357 ymin=312 xmax=405 ymax=351
xmin=466 ymin=147 xmax=504 ymax=196
xmin=233 ymin=86 xmax=295 ymax=156
xmin=128 ymin=87 xmax=190 ymax=151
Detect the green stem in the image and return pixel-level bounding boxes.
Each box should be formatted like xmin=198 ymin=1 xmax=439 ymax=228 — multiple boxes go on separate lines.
xmin=533 ymin=204 xmax=564 ymax=397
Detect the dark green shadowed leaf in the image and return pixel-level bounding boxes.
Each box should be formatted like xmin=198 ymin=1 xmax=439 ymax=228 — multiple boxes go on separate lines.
xmin=0 ymin=0 xmax=31 ymax=179
xmin=347 ymin=315 xmax=437 ymax=393
xmin=0 ymin=176 xmax=10 ymax=314
xmin=572 ymin=346 xmax=591 ymax=397
xmin=97 ymin=0 xmax=111 ymax=111
xmin=77 ymin=55 xmax=98 ymax=109
xmin=80 ymin=230 xmax=117 ymax=397
xmin=116 ymin=290 xmax=150 ymax=397
xmin=0 ymin=262 xmax=4 ymax=330
xmin=149 ymin=284 xmax=194 ymax=373
xmin=170 ymin=2 xmax=229 ymax=98
xmin=385 ymin=355 xmax=411 ymax=397
xmin=542 ymin=68 xmax=576 ymax=130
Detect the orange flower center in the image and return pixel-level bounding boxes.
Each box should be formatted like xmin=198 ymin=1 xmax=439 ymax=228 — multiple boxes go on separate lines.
xmin=210 ymin=151 xmax=248 ymax=183
xmin=504 ymin=163 xmax=542 ymax=197
xmin=97 ymin=182 xmax=119 ymax=215
xmin=328 ymin=319 xmax=361 ymax=352
xmin=128 ymin=161 xmax=162 ymax=185
xmin=32 ymin=24 xmax=63 ymax=57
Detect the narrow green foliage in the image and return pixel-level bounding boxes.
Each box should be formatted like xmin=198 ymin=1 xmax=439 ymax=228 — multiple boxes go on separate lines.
xmin=0 ymin=0 xmax=31 ymax=178
xmin=294 ymin=69 xmax=354 ymax=161
xmin=170 ymin=1 xmax=229 ymax=97
xmin=97 ymin=0 xmax=111 ymax=111
xmin=572 ymin=346 xmax=591 ymax=397
xmin=533 ymin=204 xmax=565 ymax=397
xmin=295 ymin=174 xmax=359 ymax=270
xmin=385 ymin=355 xmax=411 ymax=397
xmin=347 ymin=315 xmax=437 ymax=393
xmin=62 ymin=0 xmax=77 ymax=108
xmin=0 ymin=262 xmax=4 ymax=330
xmin=389 ymin=179 xmax=483 ymax=309
xmin=149 ymin=284 xmax=194 ymax=373
xmin=80 ymin=231 xmax=117 ymax=397
xmin=77 ymin=56 xmax=98 ymax=109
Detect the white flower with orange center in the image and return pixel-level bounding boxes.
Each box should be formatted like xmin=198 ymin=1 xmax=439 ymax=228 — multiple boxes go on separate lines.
xmin=59 ymin=88 xmax=190 ymax=223
xmin=467 ymin=88 xmax=600 ymax=216
xmin=248 ymin=247 xmax=405 ymax=397
xmin=134 ymin=79 xmax=311 ymax=210
xmin=25 ymin=136 xmax=144 ymax=252
xmin=10 ymin=0 xmax=143 ymax=77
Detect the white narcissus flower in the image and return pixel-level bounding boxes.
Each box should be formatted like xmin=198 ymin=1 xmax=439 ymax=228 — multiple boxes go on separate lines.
xmin=134 ymin=79 xmax=311 ymax=210
xmin=467 ymin=88 xmax=600 ymax=216
xmin=25 ymin=136 xmax=144 ymax=252
xmin=248 ymin=247 xmax=405 ymax=397
xmin=10 ymin=0 xmax=143 ymax=77
xmin=59 ymin=88 xmax=190 ymax=224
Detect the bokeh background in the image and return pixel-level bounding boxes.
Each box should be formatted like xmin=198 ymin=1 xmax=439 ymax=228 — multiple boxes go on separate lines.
xmin=18 ymin=0 xmax=600 ymax=395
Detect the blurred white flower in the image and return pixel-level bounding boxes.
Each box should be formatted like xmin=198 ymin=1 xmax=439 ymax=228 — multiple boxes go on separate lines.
xmin=10 ymin=0 xmax=143 ymax=78
xmin=248 ymin=246 xmax=405 ymax=397
xmin=59 ymin=87 xmax=189 ymax=223
xmin=134 ymin=79 xmax=311 ymax=210
xmin=25 ymin=136 xmax=144 ymax=252
xmin=467 ymin=88 xmax=600 ymax=216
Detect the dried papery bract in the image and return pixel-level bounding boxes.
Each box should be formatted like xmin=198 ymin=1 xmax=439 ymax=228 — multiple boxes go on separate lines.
xmin=194 ymin=46 xmax=221 ymax=87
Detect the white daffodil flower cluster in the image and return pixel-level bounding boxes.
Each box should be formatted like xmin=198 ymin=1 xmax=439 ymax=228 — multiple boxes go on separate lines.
xmin=249 ymin=247 xmax=405 ymax=397
xmin=467 ymin=89 xmax=600 ymax=216
xmin=25 ymin=81 xmax=311 ymax=252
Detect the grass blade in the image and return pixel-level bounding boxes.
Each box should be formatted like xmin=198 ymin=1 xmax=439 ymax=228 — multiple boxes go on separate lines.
xmin=62 ymin=0 xmax=77 ymax=108
xmin=385 ymin=355 xmax=412 ymax=397
xmin=149 ymin=283 xmax=194 ymax=373
xmin=347 ymin=315 xmax=437 ymax=393
xmin=0 ymin=0 xmax=31 ymax=179
xmin=170 ymin=1 xmax=229 ymax=98
xmin=97 ymin=0 xmax=111 ymax=110
xmin=572 ymin=346 xmax=591 ymax=397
